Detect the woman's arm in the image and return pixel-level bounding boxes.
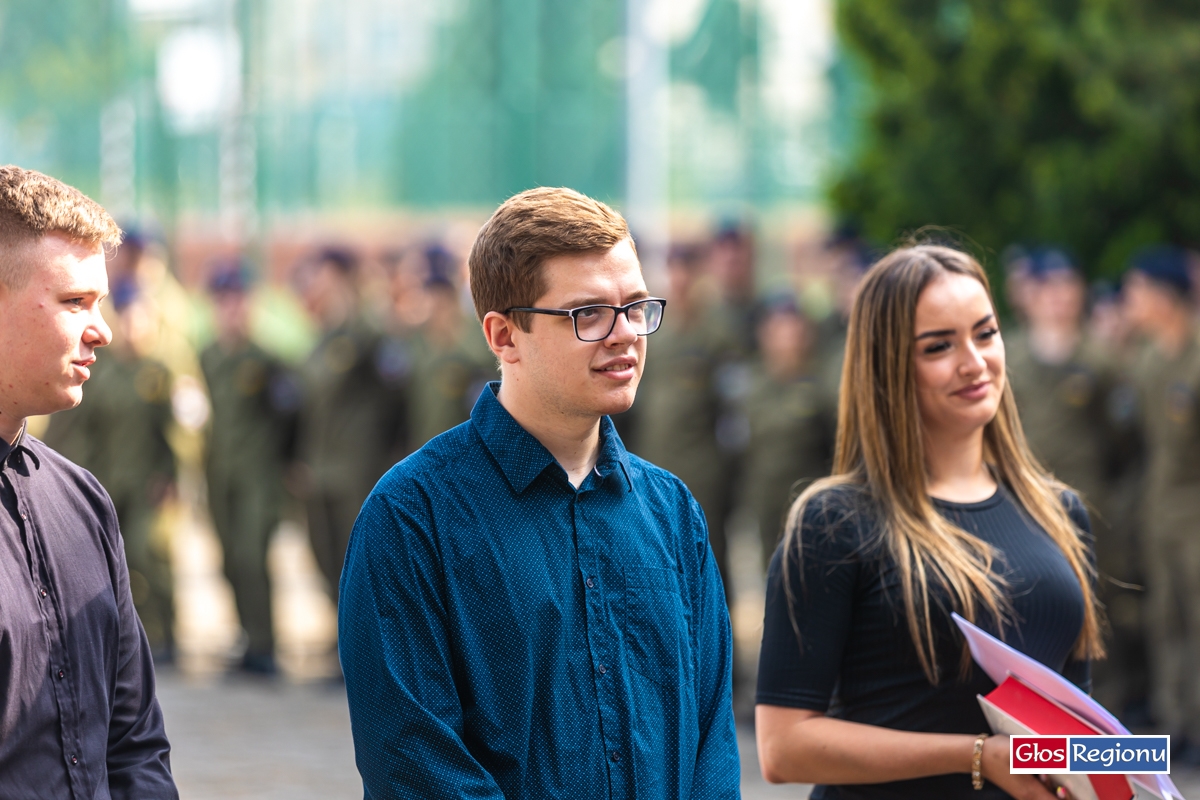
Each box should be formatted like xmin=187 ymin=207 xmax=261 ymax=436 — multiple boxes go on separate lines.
xmin=755 ymin=705 xmax=1063 ymax=799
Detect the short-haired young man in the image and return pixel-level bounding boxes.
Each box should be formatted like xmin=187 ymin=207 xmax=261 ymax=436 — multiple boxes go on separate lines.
xmin=0 ymin=166 xmax=177 ymax=796
xmin=340 ymin=187 xmax=740 ymax=798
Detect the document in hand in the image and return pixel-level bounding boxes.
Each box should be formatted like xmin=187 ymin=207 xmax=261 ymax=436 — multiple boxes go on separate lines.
xmin=952 ymin=613 xmax=1186 ymax=800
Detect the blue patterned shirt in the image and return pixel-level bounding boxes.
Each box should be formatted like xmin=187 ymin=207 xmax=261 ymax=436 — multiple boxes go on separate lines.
xmin=339 ymin=382 xmax=740 ymax=799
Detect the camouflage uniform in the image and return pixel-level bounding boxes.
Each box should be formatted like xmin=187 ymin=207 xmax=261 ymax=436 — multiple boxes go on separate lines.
xmin=1131 ymin=332 xmax=1200 ymax=740
xmin=299 ymin=320 xmax=407 ymax=603
xmin=407 ymin=325 xmax=493 ymax=450
xmin=201 ymin=340 xmax=297 ymax=661
xmin=739 ymin=365 xmax=835 ymax=569
xmin=632 ymin=305 xmax=742 ymax=596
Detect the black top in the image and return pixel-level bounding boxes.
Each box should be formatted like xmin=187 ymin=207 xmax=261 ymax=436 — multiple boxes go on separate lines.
xmin=756 ymin=483 xmax=1091 ymax=800
xmin=0 ymin=428 xmax=176 ymax=799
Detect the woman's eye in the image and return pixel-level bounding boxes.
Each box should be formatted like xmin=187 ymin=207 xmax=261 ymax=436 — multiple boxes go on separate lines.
xmin=923 ymin=341 xmax=951 ymax=354
xmin=977 ymin=327 xmax=999 ymax=340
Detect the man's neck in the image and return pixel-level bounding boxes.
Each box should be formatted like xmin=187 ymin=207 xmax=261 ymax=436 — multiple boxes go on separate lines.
xmin=0 ymin=413 xmax=24 ymax=446
xmin=495 ymin=381 xmax=602 ymax=489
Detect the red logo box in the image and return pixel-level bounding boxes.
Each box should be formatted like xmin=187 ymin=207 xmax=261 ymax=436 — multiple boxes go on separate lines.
xmin=1011 ymin=736 xmax=1069 ymax=773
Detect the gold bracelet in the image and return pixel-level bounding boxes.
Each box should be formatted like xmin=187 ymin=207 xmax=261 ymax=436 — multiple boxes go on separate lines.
xmin=972 ymin=733 xmax=989 ymax=790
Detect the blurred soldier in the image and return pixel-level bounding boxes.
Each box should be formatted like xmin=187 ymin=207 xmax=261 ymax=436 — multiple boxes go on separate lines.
xmin=296 ymin=247 xmax=406 ymax=608
xmin=813 ymin=229 xmax=870 ymax=406
xmin=200 ymin=261 xmax=298 ymax=675
xmin=739 ymin=295 xmax=835 ymax=570
xmin=1123 ymin=246 xmax=1200 ymax=762
xmin=1005 ymin=248 xmax=1146 ymax=715
xmin=632 ymin=243 xmax=740 ymax=595
xmin=408 ymin=270 xmax=494 ymax=449
xmin=45 ymin=276 xmax=177 ymax=658
xmin=709 ymin=223 xmax=758 ymax=354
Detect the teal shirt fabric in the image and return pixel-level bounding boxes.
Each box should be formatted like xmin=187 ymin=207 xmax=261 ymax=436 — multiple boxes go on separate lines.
xmin=339 ymin=382 xmax=740 ymax=799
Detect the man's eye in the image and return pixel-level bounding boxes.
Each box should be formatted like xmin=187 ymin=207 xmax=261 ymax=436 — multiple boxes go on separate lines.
xmin=66 ymin=298 xmax=84 ymax=307
xmin=576 ymin=307 xmax=603 ymax=320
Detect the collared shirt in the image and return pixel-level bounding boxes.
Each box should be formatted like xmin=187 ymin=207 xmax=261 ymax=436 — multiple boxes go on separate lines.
xmin=339 ymin=383 xmax=740 ymax=799
xmin=0 ymin=427 xmax=176 ymax=799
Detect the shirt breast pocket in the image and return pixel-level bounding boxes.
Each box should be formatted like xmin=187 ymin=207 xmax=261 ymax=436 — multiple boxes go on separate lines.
xmin=623 ymin=566 xmax=694 ymax=688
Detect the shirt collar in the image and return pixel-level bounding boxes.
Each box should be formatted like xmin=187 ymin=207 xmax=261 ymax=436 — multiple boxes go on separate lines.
xmin=0 ymin=422 xmax=36 ymax=472
xmin=470 ymin=382 xmax=633 ymax=494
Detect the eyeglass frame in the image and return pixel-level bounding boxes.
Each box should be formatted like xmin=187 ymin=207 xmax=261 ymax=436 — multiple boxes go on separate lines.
xmin=504 ymin=297 xmax=667 ymax=342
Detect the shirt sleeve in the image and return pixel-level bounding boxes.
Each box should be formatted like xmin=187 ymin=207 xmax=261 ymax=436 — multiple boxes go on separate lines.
xmin=683 ymin=496 xmax=740 ymax=800
xmin=103 ymin=494 xmax=178 ymax=799
xmin=1060 ymin=490 xmax=1094 ymax=693
xmin=756 ymin=489 xmax=863 ymax=710
xmin=338 ymin=486 xmax=505 ymax=799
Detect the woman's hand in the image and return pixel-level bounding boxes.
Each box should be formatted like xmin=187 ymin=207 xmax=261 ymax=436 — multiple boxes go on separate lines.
xmin=980 ymin=735 xmax=1069 ymax=799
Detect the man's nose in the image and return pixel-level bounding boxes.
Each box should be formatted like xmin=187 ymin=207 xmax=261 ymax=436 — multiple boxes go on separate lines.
xmin=606 ymin=308 xmax=639 ymax=344
xmin=88 ymin=308 xmax=113 ymax=347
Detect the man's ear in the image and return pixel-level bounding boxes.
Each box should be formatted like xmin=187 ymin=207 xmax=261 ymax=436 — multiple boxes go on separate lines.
xmin=482 ymin=311 xmax=521 ymax=367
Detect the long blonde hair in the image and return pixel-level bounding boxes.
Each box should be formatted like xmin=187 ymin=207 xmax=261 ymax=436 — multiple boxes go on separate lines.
xmin=782 ymin=244 xmax=1104 ymax=683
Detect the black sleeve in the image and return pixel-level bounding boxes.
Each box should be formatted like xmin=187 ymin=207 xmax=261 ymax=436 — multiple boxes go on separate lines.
xmin=99 ymin=488 xmax=178 ymax=799
xmin=756 ymin=488 xmax=867 ymax=710
xmin=1060 ymin=490 xmax=1094 ymax=693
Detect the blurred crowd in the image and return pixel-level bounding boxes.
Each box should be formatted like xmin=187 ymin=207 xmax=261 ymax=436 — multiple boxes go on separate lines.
xmin=36 ymin=221 xmax=1200 ymax=749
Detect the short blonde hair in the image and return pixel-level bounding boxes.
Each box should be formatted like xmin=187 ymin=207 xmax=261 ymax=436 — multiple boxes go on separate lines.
xmin=0 ymin=165 xmax=122 ymax=287
xmin=468 ymin=187 xmax=632 ymax=330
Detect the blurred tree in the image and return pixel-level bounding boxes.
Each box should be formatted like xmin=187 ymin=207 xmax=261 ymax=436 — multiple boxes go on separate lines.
xmin=0 ymin=0 xmax=125 ymax=193
xmin=831 ymin=0 xmax=1200 ymax=278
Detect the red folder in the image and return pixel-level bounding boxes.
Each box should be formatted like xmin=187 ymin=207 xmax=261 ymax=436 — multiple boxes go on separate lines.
xmin=979 ymin=676 xmax=1134 ymax=800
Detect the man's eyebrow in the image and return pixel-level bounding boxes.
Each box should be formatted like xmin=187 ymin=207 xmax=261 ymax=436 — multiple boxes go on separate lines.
xmin=915 ymin=314 xmax=995 ymax=340
xmin=561 ymin=289 xmax=651 ymax=308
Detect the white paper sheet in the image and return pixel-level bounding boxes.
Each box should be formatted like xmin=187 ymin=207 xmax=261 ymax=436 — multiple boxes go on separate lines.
xmin=952 ymin=612 xmax=1186 ymax=800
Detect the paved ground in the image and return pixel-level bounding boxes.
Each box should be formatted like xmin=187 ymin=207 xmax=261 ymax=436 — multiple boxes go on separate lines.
xmin=159 ymin=671 xmax=803 ymax=799
xmin=161 ymin=507 xmax=1197 ymax=799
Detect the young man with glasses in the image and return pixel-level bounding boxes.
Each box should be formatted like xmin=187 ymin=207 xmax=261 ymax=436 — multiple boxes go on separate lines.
xmin=339 ymin=187 xmax=740 ymax=798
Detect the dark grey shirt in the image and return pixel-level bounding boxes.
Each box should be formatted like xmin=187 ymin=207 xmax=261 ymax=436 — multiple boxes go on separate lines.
xmin=0 ymin=427 xmax=176 ymax=799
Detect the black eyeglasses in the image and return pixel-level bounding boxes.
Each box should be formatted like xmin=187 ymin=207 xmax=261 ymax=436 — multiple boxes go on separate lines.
xmin=506 ymin=298 xmax=667 ymax=342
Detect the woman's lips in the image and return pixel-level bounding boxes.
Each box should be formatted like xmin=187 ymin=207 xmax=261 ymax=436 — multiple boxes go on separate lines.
xmin=953 ymin=381 xmax=990 ymax=400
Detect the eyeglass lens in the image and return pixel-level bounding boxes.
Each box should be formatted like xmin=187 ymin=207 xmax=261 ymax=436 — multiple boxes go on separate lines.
xmin=574 ymin=300 xmax=663 ymax=341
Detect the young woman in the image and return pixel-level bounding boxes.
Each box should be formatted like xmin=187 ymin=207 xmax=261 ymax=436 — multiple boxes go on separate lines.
xmin=755 ymin=245 xmax=1104 ymax=799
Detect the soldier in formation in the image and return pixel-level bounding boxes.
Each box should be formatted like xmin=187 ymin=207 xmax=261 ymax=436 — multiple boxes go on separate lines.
xmin=294 ymin=248 xmax=407 ymax=612
xmin=200 ymin=261 xmax=299 ymax=675
xmin=1121 ymin=247 xmax=1200 ymax=763
xmin=738 ymin=295 xmax=835 ymax=570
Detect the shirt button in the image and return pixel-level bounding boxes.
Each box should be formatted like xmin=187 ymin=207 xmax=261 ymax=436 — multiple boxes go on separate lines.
xmin=585 ymin=577 xmax=595 ymax=589
xmin=597 ymin=664 xmax=607 ymax=675
xmin=610 ymin=751 xmax=620 ymax=763
xmin=39 ymin=588 xmax=47 ymax=598
xmin=20 ymin=513 xmax=26 ymax=520
xmin=57 ymin=670 xmax=64 ymax=679
xmin=70 ymin=755 xmax=77 ymax=765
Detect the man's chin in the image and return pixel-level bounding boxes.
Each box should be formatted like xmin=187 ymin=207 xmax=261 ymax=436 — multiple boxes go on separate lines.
xmin=50 ymin=386 xmax=85 ymax=413
xmin=594 ymin=385 xmax=638 ymax=417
